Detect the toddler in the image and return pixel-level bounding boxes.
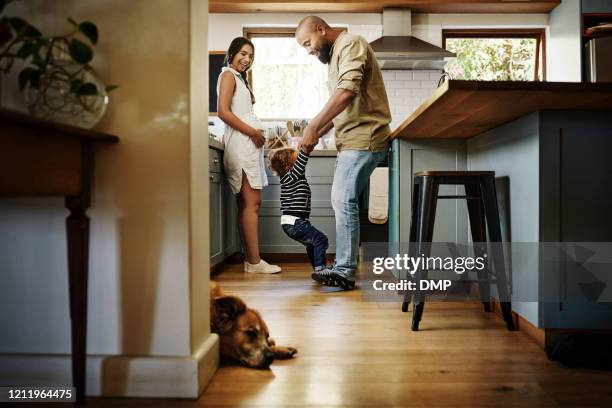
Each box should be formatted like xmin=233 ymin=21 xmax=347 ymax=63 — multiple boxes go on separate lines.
xmin=268 ymin=147 xmax=330 ymax=277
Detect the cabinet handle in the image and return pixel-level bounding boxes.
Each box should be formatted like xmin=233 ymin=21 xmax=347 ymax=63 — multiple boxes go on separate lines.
xmin=209 ymin=175 xmax=214 ymax=182
xmin=213 ymin=158 xmax=219 ymax=164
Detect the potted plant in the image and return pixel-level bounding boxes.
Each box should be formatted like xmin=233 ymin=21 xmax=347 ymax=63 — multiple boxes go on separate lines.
xmin=0 ymin=0 xmax=117 ymax=128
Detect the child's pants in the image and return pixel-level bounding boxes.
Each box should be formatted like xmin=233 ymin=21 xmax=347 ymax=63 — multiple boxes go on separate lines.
xmin=282 ymin=219 xmax=328 ymax=269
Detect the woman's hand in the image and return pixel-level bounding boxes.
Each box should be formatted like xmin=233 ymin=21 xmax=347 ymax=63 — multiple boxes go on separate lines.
xmin=249 ymin=128 xmax=266 ymax=149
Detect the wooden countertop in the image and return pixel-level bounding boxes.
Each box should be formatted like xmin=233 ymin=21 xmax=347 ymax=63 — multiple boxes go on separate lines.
xmin=390 ymin=81 xmax=612 ymax=140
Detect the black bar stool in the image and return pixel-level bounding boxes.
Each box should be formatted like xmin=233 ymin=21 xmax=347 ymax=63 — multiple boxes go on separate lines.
xmin=401 ymin=171 xmax=516 ymax=331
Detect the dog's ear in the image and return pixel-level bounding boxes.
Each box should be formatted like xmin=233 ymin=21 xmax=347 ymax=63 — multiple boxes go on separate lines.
xmin=211 ymin=296 xmax=246 ymax=333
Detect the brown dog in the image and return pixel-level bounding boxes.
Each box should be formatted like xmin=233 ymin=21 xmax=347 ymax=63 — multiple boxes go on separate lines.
xmin=210 ymin=281 xmax=297 ymax=368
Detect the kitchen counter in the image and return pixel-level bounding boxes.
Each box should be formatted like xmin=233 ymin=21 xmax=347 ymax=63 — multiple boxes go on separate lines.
xmin=390 ymin=80 xmax=612 ymax=140
xmin=209 ymin=138 xmax=338 ymax=156
xmin=209 ymin=137 xmax=224 ymax=151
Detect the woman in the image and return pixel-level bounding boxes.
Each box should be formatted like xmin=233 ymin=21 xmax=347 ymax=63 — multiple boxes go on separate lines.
xmin=217 ymin=37 xmax=281 ymax=274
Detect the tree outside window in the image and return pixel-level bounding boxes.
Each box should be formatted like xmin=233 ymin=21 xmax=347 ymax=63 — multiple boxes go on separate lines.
xmin=246 ymin=29 xmax=330 ymax=119
xmin=443 ymin=30 xmax=545 ymax=81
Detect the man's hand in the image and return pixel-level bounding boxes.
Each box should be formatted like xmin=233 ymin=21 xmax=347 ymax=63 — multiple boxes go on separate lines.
xmin=300 ymin=125 xmax=318 ymax=154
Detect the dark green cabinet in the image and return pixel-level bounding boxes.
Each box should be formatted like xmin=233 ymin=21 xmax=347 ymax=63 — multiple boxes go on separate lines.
xmin=209 ymin=147 xmax=240 ymax=267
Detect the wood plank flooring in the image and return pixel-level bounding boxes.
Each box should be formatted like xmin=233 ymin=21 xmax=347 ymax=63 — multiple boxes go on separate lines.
xmin=88 ymin=262 xmax=612 ymax=407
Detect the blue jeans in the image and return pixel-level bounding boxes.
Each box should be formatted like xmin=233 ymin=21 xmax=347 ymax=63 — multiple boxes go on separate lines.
xmin=282 ymin=219 xmax=329 ymax=269
xmin=332 ymin=149 xmax=387 ymax=279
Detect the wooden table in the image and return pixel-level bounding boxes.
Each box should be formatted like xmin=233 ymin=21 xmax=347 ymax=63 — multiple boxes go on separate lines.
xmin=390 ymin=80 xmax=612 ymax=140
xmin=0 ymin=109 xmax=119 ymax=403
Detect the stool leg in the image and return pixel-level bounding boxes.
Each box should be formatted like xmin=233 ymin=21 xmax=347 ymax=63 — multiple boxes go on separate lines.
xmin=465 ymin=183 xmax=491 ymax=312
xmin=412 ymin=176 xmax=438 ymax=331
xmin=481 ymin=177 xmax=515 ymax=331
xmin=402 ymin=181 xmax=421 ymax=313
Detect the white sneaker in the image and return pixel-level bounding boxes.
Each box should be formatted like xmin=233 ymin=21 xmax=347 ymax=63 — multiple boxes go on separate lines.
xmin=244 ymin=259 xmax=281 ymax=274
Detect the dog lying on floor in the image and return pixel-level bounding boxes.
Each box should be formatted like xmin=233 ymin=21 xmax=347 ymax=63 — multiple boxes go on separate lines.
xmin=210 ymin=281 xmax=297 ymax=368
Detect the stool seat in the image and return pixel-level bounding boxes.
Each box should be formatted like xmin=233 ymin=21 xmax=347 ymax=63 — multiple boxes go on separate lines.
xmin=415 ymin=171 xmax=495 ymax=177
xmin=404 ymin=170 xmax=516 ymax=331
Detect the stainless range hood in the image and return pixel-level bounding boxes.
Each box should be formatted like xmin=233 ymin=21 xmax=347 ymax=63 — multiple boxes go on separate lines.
xmin=370 ymin=9 xmax=455 ymax=70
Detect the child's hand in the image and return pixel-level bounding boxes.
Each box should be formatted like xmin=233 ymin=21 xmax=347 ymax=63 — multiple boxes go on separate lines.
xmin=302 ymin=143 xmax=314 ymax=154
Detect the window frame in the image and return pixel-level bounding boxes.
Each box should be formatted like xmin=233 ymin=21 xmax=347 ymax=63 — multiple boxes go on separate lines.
xmin=442 ymin=29 xmax=546 ymax=81
xmin=243 ymin=27 xmax=302 ymax=93
xmin=242 ymin=27 xmax=348 ymax=120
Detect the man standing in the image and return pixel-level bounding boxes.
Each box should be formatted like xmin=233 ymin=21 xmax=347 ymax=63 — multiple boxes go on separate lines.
xmin=296 ymin=16 xmax=391 ymax=290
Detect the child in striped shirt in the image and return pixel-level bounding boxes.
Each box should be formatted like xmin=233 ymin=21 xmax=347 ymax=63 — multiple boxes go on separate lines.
xmin=268 ymin=147 xmax=330 ymax=276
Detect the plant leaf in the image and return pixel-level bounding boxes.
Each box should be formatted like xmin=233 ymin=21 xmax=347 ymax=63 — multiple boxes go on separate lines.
xmin=18 ymin=67 xmax=35 ymax=91
xmin=69 ymin=38 xmax=93 ymax=64
xmin=23 ymin=23 xmax=41 ymax=37
xmin=78 ymin=21 xmax=98 ymax=45
xmin=76 ymin=82 xmax=98 ymax=96
xmin=70 ymin=78 xmax=84 ymax=93
xmin=105 ymin=84 xmax=118 ymax=93
xmin=7 ymin=17 xmax=27 ymax=33
xmin=15 ymin=40 xmax=37 ymax=59
xmin=30 ymin=70 xmax=40 ymax=89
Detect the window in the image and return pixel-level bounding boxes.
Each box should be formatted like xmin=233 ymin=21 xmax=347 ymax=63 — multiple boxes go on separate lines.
xmin=442 ymin=29 xmax=545 ymax=81
xmin=244 ymin=28 xmax=331 ymax=119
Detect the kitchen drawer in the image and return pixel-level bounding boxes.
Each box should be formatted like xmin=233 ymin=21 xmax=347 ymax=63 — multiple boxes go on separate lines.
xmin=209 ymin=148 xmax=223 ymax=173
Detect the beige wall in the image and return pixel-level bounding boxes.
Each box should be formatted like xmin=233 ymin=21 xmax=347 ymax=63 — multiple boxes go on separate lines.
xmin=208 ymin=13 xmax=381 ymax=51
xmin=209 ymin=12 xmax=549 ymax=51
xmin=0 ymin=0 xmax=208 ymax=359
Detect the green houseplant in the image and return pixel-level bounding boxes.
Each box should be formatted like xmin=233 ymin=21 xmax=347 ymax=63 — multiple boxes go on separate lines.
xmin=0 ymin=0 xmax=117 ymax=128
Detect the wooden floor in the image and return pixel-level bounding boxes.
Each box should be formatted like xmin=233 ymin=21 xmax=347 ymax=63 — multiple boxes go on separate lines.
xmin=90 ymin=262 xmax=612 ymax=407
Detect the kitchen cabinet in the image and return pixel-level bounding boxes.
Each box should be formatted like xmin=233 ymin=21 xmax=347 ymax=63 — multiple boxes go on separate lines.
xmin=209 ymin=147 xmax=240 ymax=268
xmin=470 ymin=110 xmax=612 ymax=329
xmin=259 ymin=154 xmax=336 ymax=253
xmin=391 ymin=81 xmax=612 ymax=330
xmin=582 ymin=0 xmax=612 ymax=13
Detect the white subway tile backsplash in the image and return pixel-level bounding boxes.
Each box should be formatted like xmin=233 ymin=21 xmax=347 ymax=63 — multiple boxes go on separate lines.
xmin=404 ymin=97 xmax=423 ymax=106
xmin=404 ymin=81 xmax=422 ymax=89
xmin=429 ymin=71 xmax=443 ymax=81
xmin=383 ymin=69 xmax=442 ymax=130
xmin=395 ymin=88 xmax=414 ymax=97
xmin=421 ymin=80 xmax=439 ymax=89
xmin=382 ymin=71 xmax=396 ymax=81
xmin=395 ymin=71 xmax=413 ymax=80
xmin=412 ymin=71 xmax=430 ymax=80
xmin=385 ymin=80 xmax=404 ymax=89
xmin=413 ymin=88 xmax=435 ymax=97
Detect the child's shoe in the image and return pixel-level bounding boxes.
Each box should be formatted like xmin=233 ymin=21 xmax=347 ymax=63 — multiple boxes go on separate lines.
xmin=244 ymin=259 xmax=282 ymax=274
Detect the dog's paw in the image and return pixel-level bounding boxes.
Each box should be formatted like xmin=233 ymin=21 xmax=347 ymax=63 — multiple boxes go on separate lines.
xmin=270 ymin=345 xmax=298 ymax=359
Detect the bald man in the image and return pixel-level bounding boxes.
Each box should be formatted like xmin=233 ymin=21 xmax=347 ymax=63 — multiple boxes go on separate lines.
xmin=296 ymin=16 xmax=391 ymax=290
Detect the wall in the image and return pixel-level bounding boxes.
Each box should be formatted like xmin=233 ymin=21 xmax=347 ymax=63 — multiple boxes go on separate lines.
xmin=208 ymin=13 xmax=381 ymax=51
xmin=209 ymin=12 xmax=548 ymax=129
xmin=0 ymin=0 xmax=216 ymax=396
xmin=0 ymin=0 xmax=219 ymax=398
xmin=547 ymin=0 xmax=582 ymax=81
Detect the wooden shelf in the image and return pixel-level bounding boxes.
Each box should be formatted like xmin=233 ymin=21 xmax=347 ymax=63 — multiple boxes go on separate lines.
xmin=390 ymin=80 xmax=612 ymax=140
xmin=210 ymin=0 xmax=560 ymax=14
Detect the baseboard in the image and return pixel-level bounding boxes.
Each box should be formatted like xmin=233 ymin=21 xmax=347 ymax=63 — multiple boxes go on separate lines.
xmin=491 ymin=300 xmax=545 ymax=349
xmin=0 ymin=334 xmax=219 ymax=398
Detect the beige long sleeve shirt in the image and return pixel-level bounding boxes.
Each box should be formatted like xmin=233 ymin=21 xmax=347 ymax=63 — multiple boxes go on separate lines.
xmin=328 ymin=31 xmax=392 ymax=152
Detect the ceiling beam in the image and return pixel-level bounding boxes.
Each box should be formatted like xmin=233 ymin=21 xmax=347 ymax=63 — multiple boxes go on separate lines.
xmin=209 ymin=1 xmax=560 ymax=14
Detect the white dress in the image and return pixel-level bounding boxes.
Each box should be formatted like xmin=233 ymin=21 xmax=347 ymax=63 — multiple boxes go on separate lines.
xmin=217 ymin=67 xmax=268 ymax=194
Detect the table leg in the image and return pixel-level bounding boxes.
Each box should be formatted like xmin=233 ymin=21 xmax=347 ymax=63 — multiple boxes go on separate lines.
xmin=66 ymin=198 xmax=89 ymax=403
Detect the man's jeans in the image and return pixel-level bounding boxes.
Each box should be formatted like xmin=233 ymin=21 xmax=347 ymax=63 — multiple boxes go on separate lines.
xmin=332 ymin=149 xmax=387 ymax=279
xmin=282 ymin=219 xmax=329 ymax=269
